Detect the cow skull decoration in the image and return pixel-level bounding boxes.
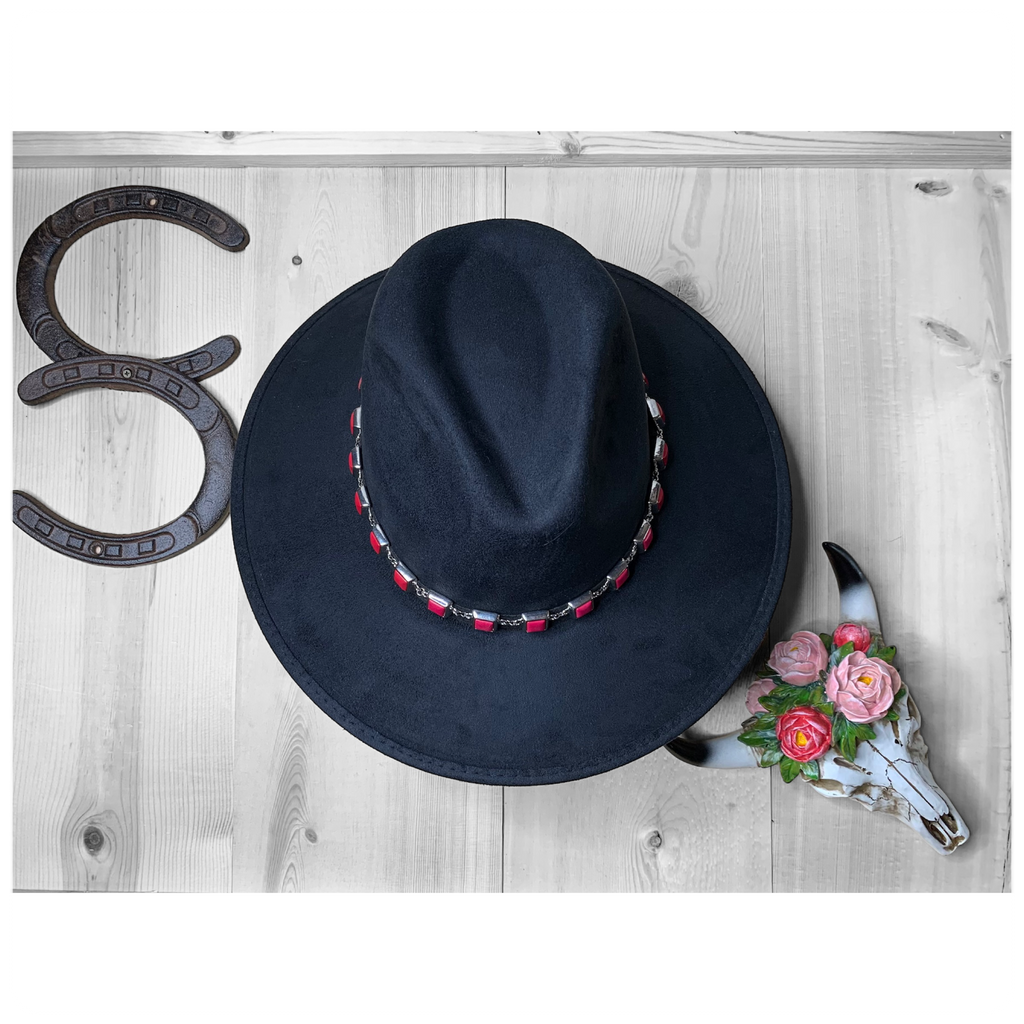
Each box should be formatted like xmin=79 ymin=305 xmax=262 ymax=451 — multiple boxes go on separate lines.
xmin=667 ymin=543 xmax=969 ymax=855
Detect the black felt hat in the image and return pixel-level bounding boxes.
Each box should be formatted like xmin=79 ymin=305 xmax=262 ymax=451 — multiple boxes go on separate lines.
xmin=232 ymin=219 xmax=791 ymax=785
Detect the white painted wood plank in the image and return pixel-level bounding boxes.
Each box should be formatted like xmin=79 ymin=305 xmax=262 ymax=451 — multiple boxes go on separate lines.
xmin=229 ymin=168 xmax=505 ymax=891
xmin=14 ymin=159 xmax=1009 ymax=893
xmin=12 ymin=168 xmax=249 ymax=890
xmin=13 ymin=165 xmax=507 ymax=892
xmin=13 ymin=131 xmax=1011 ymax=168
xmin=761 ymin=168 xmax=1011 ymax=891
xmin=502 ymin=167 xmax=773 ymax=891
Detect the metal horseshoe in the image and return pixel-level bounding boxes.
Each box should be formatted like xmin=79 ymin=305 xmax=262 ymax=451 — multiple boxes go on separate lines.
xmin=13 ymin=185 xmax=249 ymax=566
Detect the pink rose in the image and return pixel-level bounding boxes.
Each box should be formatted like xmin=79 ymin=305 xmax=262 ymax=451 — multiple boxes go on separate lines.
xmin=833 ymin=622 xmax=872 ymax=653
xmin=768 ymin=630 xmax=828 ymax=685
xmin=745 ymin=678 xmax=777 ymax=716
xmin=776 ymin=707 xmax=833 ymax=762
xmin=825 ymin=650 xmax=900 ymax=723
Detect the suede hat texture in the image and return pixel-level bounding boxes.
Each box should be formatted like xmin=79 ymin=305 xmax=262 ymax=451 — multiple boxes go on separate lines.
xmin=232 ymin=219 xmax=791 ymax=785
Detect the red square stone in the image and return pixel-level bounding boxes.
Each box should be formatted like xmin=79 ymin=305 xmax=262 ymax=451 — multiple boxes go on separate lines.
xmin=354 ymin=490 xmax=363 ymax=515
xmin=474 ymin=618 xmax=496 ymax=632
xmin=525 ymin=618 xmax=548 ymax=633
xmin=615 ymin=566 xmax=630 ymax=589
xmin=370 ymin=531 xmax=381 ymax=554
xmin=574 ymin=600 xmax=594 ymax=618
xmin=350 ymin=409 xmax=356 ymax=434
xmin=427 ymin=598 xmax=448 ymax=617
xmin=393 ymin=568 xmax=409 ymax=591
xmin=348 ymin=451 xmax=354 ymax=474
xmin=642 ymin=525 xmax=653 ymax=551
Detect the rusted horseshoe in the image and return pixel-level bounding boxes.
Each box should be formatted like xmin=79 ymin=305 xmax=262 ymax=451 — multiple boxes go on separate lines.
xmin=13 ymin=185 xmax=249 ymax=566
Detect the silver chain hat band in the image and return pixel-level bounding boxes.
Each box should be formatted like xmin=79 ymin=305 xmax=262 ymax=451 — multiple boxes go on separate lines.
xmin=349 ymin=373 xmax=667 ymax=632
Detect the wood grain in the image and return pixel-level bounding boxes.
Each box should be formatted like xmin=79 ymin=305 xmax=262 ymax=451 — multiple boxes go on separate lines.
xmin=12 ymin=167 xmax=248 ymax=890
xmin=13 ymin=158 xmax=1010 ymax=892
xmin=761 ymin=168 xmax=1011 ymax=891
xmin=13 ymin=166 xmax=506 ymax=891
xmin=502 ymin=167 xmax=773 ymax=891
xmin=228 ymin=168 xmax=505 ymax=891
xmin=13 ymin=131 xmax=1011 ymax=168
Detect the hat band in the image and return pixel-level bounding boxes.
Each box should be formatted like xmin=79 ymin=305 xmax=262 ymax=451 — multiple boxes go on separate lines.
xmin=349 ymin=374 xmax=667 ymax=633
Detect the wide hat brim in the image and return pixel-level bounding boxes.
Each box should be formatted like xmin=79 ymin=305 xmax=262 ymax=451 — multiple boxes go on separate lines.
xmin=232 ymin=262 xmax=791 ymax=785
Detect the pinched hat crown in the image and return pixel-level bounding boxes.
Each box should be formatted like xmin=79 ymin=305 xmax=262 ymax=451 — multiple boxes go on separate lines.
xmin=358 ymin=219 xmax=651 ymax=613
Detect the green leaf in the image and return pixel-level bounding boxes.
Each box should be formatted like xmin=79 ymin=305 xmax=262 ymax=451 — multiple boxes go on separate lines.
xmin=742 ymin=730 xmax=781 ymax=753
xmin=758 ymin=682 xmax=817 ymax=716
xmin=760 ymin=748 xmax=784 ymax=767
xmin=819 ymin=633 xmax=835 ymax=653
xmin=803 ymin=685 xmax=830 ymax=716
xmin=884 ymin=706 xmax=900 ymax=722
xmin=779 ymin=757 xmax=802 ymax=783
xmin=875 ymin=645 xmax=897 ymax=664
xmin=829 ymin=640 xmax=855 ymax=670
xmin=852 ymin=722 xmax=876 ymax=743
xmin=799 ymin=759 xmax=820 ymax=780
xmin=738 ymin=715 xmax=779 ymax=746
xmin=893 ymin=686 xmax=907 ymax=702
xmin=833 ymin=712 xmax=878 ymax=759
xmin=831 ymin=713 xmax=858 ymax=762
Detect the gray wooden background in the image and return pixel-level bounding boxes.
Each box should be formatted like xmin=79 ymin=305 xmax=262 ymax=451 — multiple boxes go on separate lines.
xmin=12 ymin=132 xmax=1010 ymax=892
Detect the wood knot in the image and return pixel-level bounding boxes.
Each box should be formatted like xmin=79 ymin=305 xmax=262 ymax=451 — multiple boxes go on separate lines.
xmin=646 ymin=830 xmax=663 ymax=850
xmin=662 ymin=274 xmax=702 ymax=308
xmin=973 ymin=174 xmax=1009 ymax=201
xmin=559 ymin=134 xmax=581 ymax=157
xmin=221 ymin=131 xmax=237 ymax=141
xmin=82 ymin=826 xmax=104 ymax=856
xmin=292 ymin=255 xmax=302 ymax=266
xmin=914 ymin=180 xmax=953 ymax=197
xmin=304 ymin=828 xmax=318 ymax=844
xmin=922 ymin=317 xmax=971 ymax=351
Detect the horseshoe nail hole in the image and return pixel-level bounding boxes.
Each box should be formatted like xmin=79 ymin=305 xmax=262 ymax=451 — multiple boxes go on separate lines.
xmin=121 ymin=367 xmax=133 ymax=379
xmin=82 ymin=826 xmax=104 ymax=855
xmin=147 ymin=197 xmax=158 ymax=208
xmin=292 ymin=255 xmax=302 ymax=266
xmin=90 ymin=543 xmax=104 ymax=556
xmin=304 ymin=828 xmax=318 ymax=844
